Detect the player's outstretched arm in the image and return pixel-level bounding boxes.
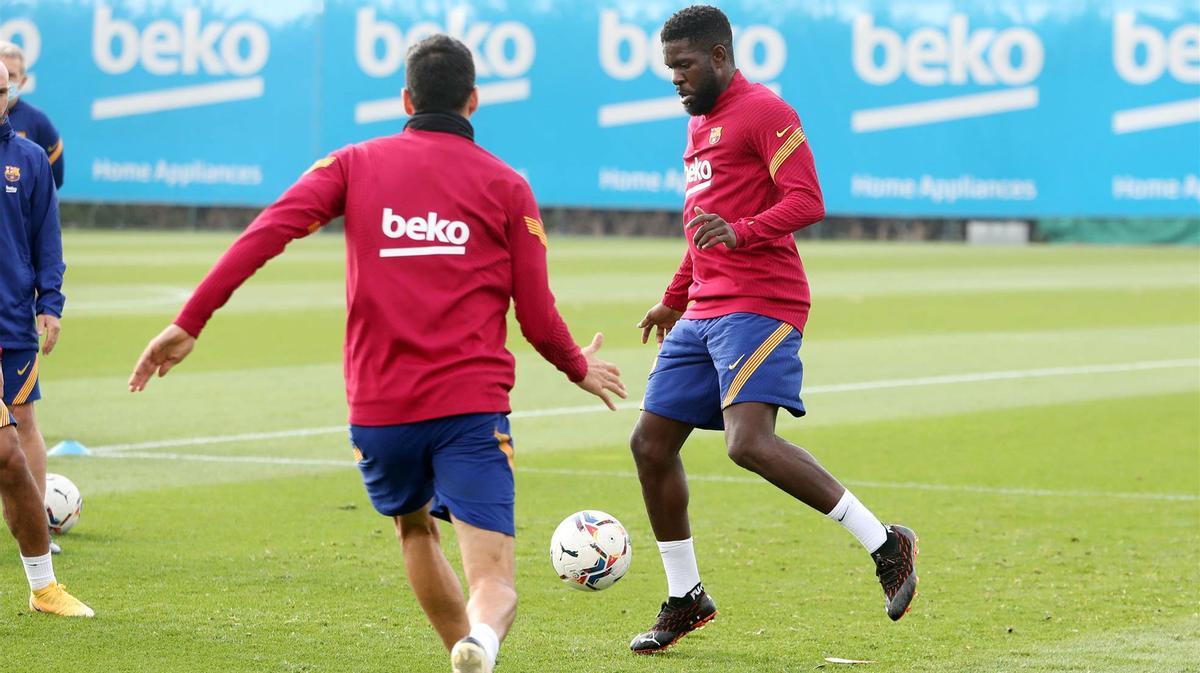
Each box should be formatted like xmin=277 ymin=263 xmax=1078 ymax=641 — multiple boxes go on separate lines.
xmin=128 ymin=324 xmax=195 ymax=392
xmin=574 ymin=333 xmax=627 ymax=410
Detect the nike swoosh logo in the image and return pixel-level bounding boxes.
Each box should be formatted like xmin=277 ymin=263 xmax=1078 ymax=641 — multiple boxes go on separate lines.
xmin=16 ymin=362 xmax=31 ymax=376
xmin=775 ymin=125 xmax=793 ymax=138
xmin=728 ymin=354 xmax=746 ymax=370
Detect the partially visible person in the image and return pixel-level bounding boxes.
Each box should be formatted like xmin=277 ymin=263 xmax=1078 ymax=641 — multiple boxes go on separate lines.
xmin=0 ymin=42 xmax=63 ymax=189
xmin=0 ymin=67 xmax=90 ymax=617
xmin=0 ymin=52 xmax=66 ymax=557
xmin=0 ymin=41 xmax=62 ymax=189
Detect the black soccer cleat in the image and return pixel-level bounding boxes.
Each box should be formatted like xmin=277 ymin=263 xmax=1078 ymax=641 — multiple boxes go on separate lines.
xmin=629 ymin=583 xmax=717 ymax=654
xmin=872 ymin=524 xmax=919 ymax=621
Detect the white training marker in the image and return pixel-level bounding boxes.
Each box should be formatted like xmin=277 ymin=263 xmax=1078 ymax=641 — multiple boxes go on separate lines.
xmin=825 ymin=657 xmax=876 ymax=665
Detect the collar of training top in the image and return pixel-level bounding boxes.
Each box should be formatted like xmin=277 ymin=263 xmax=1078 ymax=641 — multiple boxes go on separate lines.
xmin=0 ymin=117 xmax=11 ymax=139
xmin=404 ymin=111 xmax=475 ymax=142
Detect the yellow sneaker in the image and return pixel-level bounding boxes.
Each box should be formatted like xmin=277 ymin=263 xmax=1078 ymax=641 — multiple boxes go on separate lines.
xmin=450 ymin=637 xmax=492 ymax=673
xmin=29 ymin=582 xmax=95 ymax=618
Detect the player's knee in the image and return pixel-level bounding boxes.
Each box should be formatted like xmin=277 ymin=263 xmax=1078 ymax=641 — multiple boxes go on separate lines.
xmin=725 ymin=433 xmax=768 ymax=471
xmin=396 ymin=510 xmax=440 ymax=542
xmin=0 ymin=430 xmax=28 ymax=482
xmin=629 ymin=430 xmax=669 ymax=468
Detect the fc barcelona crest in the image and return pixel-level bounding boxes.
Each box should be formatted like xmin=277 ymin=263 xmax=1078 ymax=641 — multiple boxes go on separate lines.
xmin=4 ymin=165 xmax=19 ymax=182
xmin=709 ymin=127 xmax=722 ymax=145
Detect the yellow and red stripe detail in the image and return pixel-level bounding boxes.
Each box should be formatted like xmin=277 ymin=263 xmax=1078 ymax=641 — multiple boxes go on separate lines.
xmin=495 ymin=429 xmax=515 ymax=470
xmin=0 ymin=404 xmax=11 ymax=428
xmin=47 ymin=139 xmax=63 ymax=165
xmin=303 ymin=155 xmax=336 ymax=175
xmin=12 ymin=356 xmax=39 ymax=405
xmin=722 ymin=322 xmax=793 ymax=408
xmin=768 ymin=127 xmax=806 ymax=182
xmin=523 ymin=216 xmax=548 ymax=247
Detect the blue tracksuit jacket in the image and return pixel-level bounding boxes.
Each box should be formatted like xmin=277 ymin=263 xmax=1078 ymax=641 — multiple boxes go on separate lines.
xmin=0 ymin=116 xmax=64 ymax=350
xmin=7 ymin=99 xmax=64 ymax=190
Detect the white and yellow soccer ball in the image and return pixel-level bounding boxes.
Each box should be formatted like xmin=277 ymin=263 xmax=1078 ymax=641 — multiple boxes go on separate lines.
xmin=45 ymin=473 xmax=83 ymax=535
xmin=550 ymin=510 xmax=632 ymax=591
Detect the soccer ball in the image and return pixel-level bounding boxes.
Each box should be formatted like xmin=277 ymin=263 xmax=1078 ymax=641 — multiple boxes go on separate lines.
xmin=550 ymin=510 xmax=632 ymax=591
xmin=45 ymin=473 xmax=83 ymax=535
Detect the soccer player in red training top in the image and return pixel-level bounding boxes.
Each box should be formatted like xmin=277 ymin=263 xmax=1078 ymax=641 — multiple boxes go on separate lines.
xmin=129 ymin=35 xmax=626 ymax=673
xmin=627 ymin=7 xmax=919 ymax=654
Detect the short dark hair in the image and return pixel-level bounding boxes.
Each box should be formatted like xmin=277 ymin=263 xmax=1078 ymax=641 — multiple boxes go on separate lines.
xmin=661 ymin=5 xmax=734 ymax=61
xmin=405 ymin=35 xmax=475 ymax=113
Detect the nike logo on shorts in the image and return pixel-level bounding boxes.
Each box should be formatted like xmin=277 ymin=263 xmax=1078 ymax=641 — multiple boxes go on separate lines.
xmin=728 ymin=354 xmax=746 ymax=370
xmin=16 ymin=361 xmax=31 ymax=376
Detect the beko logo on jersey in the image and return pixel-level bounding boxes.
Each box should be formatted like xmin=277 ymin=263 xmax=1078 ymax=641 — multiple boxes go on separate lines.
xmin=89 ymin=6 xmax=269 ymax=121
xmin=379 ymin=208 xmax=471 ymax=257
xmin=353 ymin=8 xmax=535 ymax=125
xmin=597 ymin=11 xmax=786 ymax=127
xmin=0 ymin=19 xmax=40 ymax=93
xmin=850 ymin=14 xmax=1044 ymax=132
xmin=1111 ymin=12 xmax=1200 ymax=134
xmin=684 ymin=158 xmax=713 ymax=196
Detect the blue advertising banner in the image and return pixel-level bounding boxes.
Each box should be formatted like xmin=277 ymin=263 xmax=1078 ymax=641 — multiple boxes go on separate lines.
xmin=1 ymin=0 xmax=1197 ymax=217
xmin=1 ymin=0 xmax=321 ymax=205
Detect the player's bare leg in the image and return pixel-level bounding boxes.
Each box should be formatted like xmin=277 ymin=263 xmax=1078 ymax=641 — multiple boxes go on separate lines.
xmin=395 ymin=506 xmax=469 ymax=650
xmin=0 ymin=425 xmax=50 ymax=555
xmin=12 ymin=403 xmax=61 ymax=554
xmin=10 ymin=404 xmax=46 ymax=499
xmin=722 ymin=402 xmax=843 ymax=512
xmin=629 ymin=411 xmax=694 ymax=541
xmin=0 ymin=425 xmax=92 ymax=617
xmin=722 ymin=402 xmax=920 ymax=620
xmin=628 ymin=412 xmax=717 ymax=654
xmin=450 ymin=517 xmax=516 ymax=673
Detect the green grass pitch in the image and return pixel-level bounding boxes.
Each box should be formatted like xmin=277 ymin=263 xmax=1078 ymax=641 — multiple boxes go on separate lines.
xmin=1 ymin=231 xmax=1197 ymax=672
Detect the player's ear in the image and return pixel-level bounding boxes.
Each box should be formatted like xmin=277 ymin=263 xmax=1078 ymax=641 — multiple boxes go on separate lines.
xmin=402 ymin=88 xmax=416 ymax=116
xmin=712 ymin=43 xmax=728 ymax=68
xmin=464 ymin=88 xmax=480 ymax=118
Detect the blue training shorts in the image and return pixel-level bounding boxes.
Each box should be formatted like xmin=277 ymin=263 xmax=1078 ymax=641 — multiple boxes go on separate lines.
xmin=350 ymin=413 xmax=516 ymax=536
xmin=642 ymin=312 xmax=805 ymax=431
xmin=1 ymin=349 xmax=41 ymax=407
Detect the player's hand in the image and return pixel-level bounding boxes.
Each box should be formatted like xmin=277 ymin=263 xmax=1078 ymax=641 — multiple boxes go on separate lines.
xmin=687 ymin=206 xmax=737 ymax=250
xmin=37 ymin=314 xmax=61 ymax=356
xmin=636 ymin=303 xmax=683 ymax=347
xmin=575 ymin=332 xmax=627 ymax=411
xmin=129 ymin=324 xmax=196 ymax=392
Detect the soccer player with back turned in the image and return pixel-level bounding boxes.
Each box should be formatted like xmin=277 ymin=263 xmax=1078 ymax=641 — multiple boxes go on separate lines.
xmin=129 ymin=36 xmax=626 ymax=673
xmin=628 ymin=6 xmax=919 ymax=654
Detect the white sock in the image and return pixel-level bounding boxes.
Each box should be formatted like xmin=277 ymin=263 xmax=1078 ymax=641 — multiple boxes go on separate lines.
xmin=827 ymin=490 xmax=889 ymax=553
xmin=657 ymin=538 xmax=701 ymax=598
xmin=21 ymin=552 xmax=55 ymax=591
xmin=469 ymin=623 xmax=499 ymax=666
